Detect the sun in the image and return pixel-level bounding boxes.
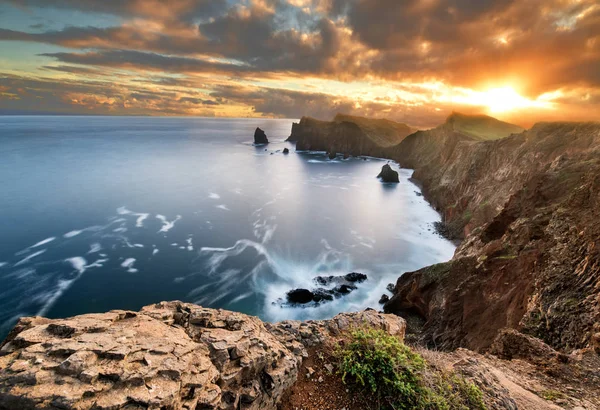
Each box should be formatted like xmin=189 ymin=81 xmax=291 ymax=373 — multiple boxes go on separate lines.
xmin=480 ymin=86 xmax=538 ymax=113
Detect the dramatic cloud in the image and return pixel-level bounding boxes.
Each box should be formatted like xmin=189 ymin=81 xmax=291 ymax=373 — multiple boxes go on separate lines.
xmin=0 ymin=0 xmax=598 ymax=126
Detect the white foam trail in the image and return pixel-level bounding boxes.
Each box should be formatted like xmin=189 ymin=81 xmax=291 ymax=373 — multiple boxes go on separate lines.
xmin=31 ymin=237 xmax=56 ymax=248
xmin=14 ymin=250 xmax=46 ymax=266
xmin=134 ymin=244 xmax=144 ymax=248
xmin=117 ymin=207 xmax=150 ymax=228
xmin=216 ymin=205 xmax=230 ymax=211
xmin=186 ymin=238 xmax=193 ymax=251
xmin=65 ymin=257 xmax=87 ymax=274
xmin=209 ymin=193 xmax=220 ymax=199
xmin=152 ymin=249 xmax=159 ymax=255
xmin=230 ymin=291 xmax=253 ymax=304
xmin=88 ymin=243 xmax=102 ymax=254
xmin=156 ymin=214 xmax=181 ymax=233
xmin=0 ymin=262 xmax=7 ymax=268
xmin=63 ymin=230 xmax=82 ymax=238
xmin=85 ymin=259 xmax=108 ymax=269
xmin=121 ymin=258 xmax=137 ymax=273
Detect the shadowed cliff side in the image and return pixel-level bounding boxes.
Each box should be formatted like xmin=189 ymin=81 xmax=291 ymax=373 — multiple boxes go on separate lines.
xmin=287 ymin=114 xmax=414 ymax=158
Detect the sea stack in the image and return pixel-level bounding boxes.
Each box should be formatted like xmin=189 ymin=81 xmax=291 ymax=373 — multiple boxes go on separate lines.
xmin=377 ymin=164 xmax=399 ymax=183
xmin=254 ymin=127 xmax=269 ymax=144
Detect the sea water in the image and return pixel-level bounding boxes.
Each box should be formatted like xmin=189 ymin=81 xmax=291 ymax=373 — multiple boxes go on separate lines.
xmin=0 ymin=116 xmax=455 ymax=338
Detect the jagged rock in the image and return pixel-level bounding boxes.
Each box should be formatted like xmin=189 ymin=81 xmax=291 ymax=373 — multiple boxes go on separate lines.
xmin=0 ymin=303 xmax=406 ymax=410
xmin=328 ymin=151 xmax=336 ymax=160
xmin=0 ymin=302 xmax=298 ymax=410
xmin=377 ymin=164 xmax=399 ymax=182
xmin=379 ymin=294 xmax=390 ymax=304
xmin=314 ymin=272 xmax=367 ymax=286
xmin=283 ymin=148 xmax=289 ymax=154
xmin=386 ymin=283 xmax=395 ymax=293
xmin=254 ymin=127 xmax=269 ymax=144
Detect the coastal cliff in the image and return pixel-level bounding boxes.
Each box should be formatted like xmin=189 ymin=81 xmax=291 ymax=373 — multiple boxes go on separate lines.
xmin=287 ymin=111 xmax=600 ymax=355
xmin=288 ymin=114 xmax=414 ymax=158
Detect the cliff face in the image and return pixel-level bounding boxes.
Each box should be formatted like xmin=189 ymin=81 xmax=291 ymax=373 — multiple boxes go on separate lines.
xmin=388 ymin=121 xmax=600 ymax=352
xmin=289 ymin=112 xmax=600 ymax=354
xmin=287 ymin=114 xmax=414 ymax=157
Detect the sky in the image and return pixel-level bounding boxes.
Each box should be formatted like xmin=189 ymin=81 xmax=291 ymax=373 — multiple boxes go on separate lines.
xmin=0 ymin=0 xmax=598 ymax=128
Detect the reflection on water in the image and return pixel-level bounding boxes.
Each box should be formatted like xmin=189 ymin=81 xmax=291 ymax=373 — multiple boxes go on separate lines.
xmin=0 ymin=116 xmax=455 ymax=338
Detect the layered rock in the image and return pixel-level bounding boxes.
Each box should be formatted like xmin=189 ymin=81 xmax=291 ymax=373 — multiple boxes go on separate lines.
xmin=0 ymin=302 xmax=405 ymax=410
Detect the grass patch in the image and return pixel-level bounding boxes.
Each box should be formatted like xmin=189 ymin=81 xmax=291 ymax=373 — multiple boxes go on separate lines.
xmin=336 ymin=328 xmax=487 ymax=409
xmin=540 ymin=389 xmax=566 ymax=401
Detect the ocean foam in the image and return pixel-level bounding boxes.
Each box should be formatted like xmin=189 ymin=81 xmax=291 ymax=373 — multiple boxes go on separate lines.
xmin=88 ymin=243 xmax=102 ymax=254
xmin=63 ymin=230 xmax=82 ymax=238
xmin=65 ymin=257 xmax=87 ymax=274
xmin=209 ymin=193 xmax=220 ymax=199
xmin=152 ymin=249 xmax=159 ymax=255
xmin=121 ymin=258 xmax=138 ymax=273
xmin=31 ymin=237 xmax=56 ymax=248
xmin=156 ymin=214 xmax=181 ymax=233
xmin=216 ymin=204 xmax=230 ymax=211
xmin=117 ymin=207 xmax=150 ymax=227
xmin=14 ymin=250 xmax=46 ymax=266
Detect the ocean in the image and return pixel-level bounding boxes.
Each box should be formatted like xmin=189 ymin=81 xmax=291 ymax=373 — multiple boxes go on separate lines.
xmin=0 ymin=116 xmax=455 ymax=338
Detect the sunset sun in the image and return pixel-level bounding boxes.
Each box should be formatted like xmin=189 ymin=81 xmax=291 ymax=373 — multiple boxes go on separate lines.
xmin=480 ymin=86 xmax=541 ymax=113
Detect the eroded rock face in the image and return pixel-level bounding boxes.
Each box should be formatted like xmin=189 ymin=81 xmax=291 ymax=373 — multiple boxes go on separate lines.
xmin=254 ymin=127 xmax=268 ymax=144
xmin=0 ymin=303 xmax=405 ymax=410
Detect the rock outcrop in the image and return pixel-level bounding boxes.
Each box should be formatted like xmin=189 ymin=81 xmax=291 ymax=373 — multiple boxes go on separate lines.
xmin=377 ymin=164 xmax=399 ymax=182
xmin=253 ymin=127 xmax=268 ymax=145
xmin=288 ymin=114 xmax=413 ymax=157
xmin=0 ymin=302 xmax=405 ymax=410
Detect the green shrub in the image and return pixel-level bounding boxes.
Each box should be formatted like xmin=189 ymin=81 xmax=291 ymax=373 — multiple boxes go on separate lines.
xmin=337 ymin=328 xmax=427 ymax=409
xmin=336 ymin=328 xmax=487 ymax=410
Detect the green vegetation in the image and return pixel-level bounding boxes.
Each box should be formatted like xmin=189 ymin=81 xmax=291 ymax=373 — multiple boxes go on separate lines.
xmin=540 ymin=389 xmax=566 ymax=401
xmin=336 ymin=328 xmax=487 ymax=410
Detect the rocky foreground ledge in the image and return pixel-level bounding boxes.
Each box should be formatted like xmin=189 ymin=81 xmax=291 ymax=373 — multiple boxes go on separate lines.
xmin=0 ymin=302 xmax=404 ymax=409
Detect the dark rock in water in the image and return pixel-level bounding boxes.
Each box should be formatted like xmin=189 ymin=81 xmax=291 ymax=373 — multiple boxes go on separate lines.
xmin=286 ymin=289 xmax=314 ymax=304
xmin=386 ymin=283 xmax=395 ymax=293
xmin=328 ymin=151 xmax=336 ymax=160
xmin=377 ymin=164 xmax=399 ymax=183
xmin=415 ymin=191 xmax=423 ymax=197
xmin=379 ymin=294 xmax=390 ymax=304
xmin=283 ymin=148 xmax=290 ymax=154
xmin=285 ymin=272 xmax=367 ymax=306
xmin=333 ymin=284 xmax=356 ymax=295
xmin=345 ymin=272 xmax=367 ymax=283
xmin=254 ymin=127 xmax=269 ymax=144
xmin=312 ymin=289 xmax=334 ymax=302
xmin=343 ymin=152 xmax=350 ymax=159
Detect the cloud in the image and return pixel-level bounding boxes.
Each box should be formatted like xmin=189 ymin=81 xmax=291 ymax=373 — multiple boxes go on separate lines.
xmin=0 ymin=0 xmax=598 ymax=123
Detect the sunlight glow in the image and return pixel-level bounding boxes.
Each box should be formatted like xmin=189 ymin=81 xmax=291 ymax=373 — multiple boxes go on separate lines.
xmin=448 ymin=86 xmax=554 ymax=113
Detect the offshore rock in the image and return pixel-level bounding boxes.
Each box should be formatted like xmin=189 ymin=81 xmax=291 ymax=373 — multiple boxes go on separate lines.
xmin=0 ymin=302 xmax=405 ymax=410
xmin=254 ymin=127 xmax=268 ymax=144
xmin=377 ymin=164 xmax=399 ymax=182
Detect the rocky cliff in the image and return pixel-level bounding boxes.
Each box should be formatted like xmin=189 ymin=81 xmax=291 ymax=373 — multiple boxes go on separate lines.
xmin=0 ymin=302 xmax=404 ymax=410
xmin=386 ymin=121 xmax=600 ymax=353
xmin=288 ymin=113 xmax=414 ymax=158
xmin=287 ymin=111 xmax=600 ymax=355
